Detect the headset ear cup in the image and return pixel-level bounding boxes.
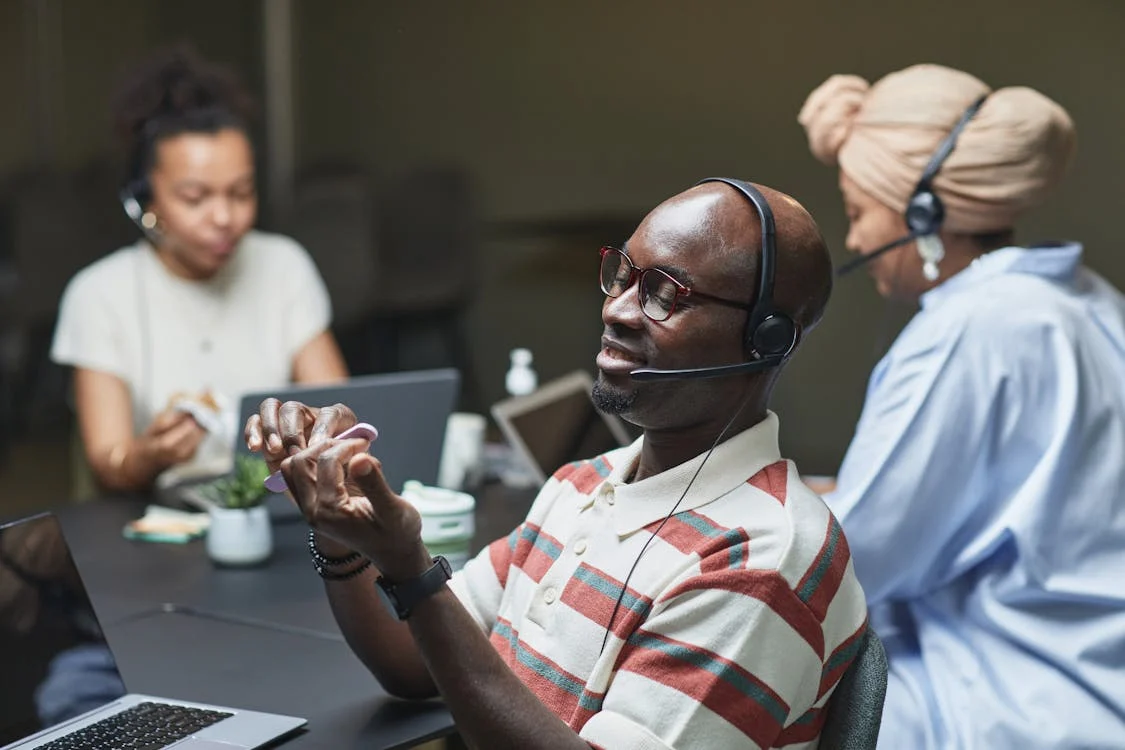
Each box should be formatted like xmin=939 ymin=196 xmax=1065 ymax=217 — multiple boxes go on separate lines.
xmin=749 ymin=314 xmax=798 ymax=359
xmin=905 ymin=187 xmax=945 ymax=237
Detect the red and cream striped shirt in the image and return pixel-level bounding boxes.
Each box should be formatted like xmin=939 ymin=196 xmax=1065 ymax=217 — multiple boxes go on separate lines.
xmin=449 ymin=412 xmax=868 ymax=749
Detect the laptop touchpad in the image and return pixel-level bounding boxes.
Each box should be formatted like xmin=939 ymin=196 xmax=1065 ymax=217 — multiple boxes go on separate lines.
xmin=171 ymin=739 xmax=251 ymax=749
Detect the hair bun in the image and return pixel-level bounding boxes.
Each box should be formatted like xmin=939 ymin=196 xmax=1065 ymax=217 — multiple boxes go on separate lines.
xmin=798 ymin=74 xmax=870 ymax=166
xmin=112 ymin=45 xmax=254 ymax=147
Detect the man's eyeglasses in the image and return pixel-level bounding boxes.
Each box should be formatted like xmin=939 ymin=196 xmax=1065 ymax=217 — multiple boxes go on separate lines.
xmin=598 ymin=246 xmax=753 ymax=322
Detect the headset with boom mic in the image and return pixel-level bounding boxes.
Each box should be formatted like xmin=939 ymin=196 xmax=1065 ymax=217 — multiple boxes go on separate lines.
xmin=119 ymin=176 xmax=162 ymax=242
xmin=630 ymin=178 xmax=799 ymax=382
xmin=835 ymin=94 xmax=988 ymax=278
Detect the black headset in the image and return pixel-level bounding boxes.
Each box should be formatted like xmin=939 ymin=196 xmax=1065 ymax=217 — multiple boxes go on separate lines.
xmin=120 ymin=179 xmax=152 ymax=233
xmin=835 ymin=94 xmax=989 ymax=277
xmin=630 ymin=177 xmax=799 ymax=381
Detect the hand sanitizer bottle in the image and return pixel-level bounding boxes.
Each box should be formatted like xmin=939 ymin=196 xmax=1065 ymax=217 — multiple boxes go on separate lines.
xmin=500 ymin=348 xmax=540 ymax=488
xmin=505 ymin=348 xmax=538 ymax=396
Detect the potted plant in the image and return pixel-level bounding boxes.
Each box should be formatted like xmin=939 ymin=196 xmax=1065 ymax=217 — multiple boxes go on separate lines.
xmin=202 ymin=455 xmax=273 ymax=567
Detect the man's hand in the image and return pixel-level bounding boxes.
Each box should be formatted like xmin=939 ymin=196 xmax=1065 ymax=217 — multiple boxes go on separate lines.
xmin=281 ymin=439 xmax=432 ymax=582
xmin=245 ymin=399 xmax=357 ymax=473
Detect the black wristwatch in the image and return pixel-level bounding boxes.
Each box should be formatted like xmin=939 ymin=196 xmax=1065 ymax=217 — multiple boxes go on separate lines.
xmin=375 ymin=556 xmax=453 ymax=620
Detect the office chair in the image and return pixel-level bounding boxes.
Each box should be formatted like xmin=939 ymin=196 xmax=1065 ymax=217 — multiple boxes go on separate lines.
xmin=820 ymin=625 xmax=889 ymax=750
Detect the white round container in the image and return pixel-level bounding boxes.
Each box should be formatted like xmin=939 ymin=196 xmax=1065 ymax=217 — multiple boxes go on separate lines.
xmin=206 ymin=505 xmax=273 ymax=567
xmin=401 ymin=480 xmax=476 ymax=571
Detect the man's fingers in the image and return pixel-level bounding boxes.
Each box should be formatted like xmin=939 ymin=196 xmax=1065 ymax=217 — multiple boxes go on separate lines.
xmin=348 ymin=453 xmax=394 ymax=504
xmin=280 ymin=440 xmax=338 ymax=516
xmin=314 ymin=439 xmax=369 ymax=509
xmin=257 ymin=398 xmax=284 ymax=455
xmin=278 ymin=401 xmax=315 ymax=455
xmin=309 ymin=403 xmax=357 ymax=447
xmin=244 ymin=414 xmax=264 ymax=452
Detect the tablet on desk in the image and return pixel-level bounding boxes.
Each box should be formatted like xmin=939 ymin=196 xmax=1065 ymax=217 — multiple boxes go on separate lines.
xmin=491 ymin=370 xmax=634 ymax=484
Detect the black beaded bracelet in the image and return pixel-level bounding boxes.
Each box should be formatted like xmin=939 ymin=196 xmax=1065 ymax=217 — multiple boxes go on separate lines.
xmin=307 ymin=529 xmax=362 ymax=567
xmin=314 ymin=558 xmax=373 ymax=581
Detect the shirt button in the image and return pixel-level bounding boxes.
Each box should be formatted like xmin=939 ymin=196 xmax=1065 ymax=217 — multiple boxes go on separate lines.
xmin=605 ymin=494 xmax=615 ymax=506
xmin=574 ymin=540 xmax=588 ymax=555
xmin=543 ymin=587 xmax=557 ymax=605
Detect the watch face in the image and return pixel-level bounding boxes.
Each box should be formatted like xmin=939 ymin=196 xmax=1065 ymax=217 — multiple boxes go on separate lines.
xmin=434 ymin=555 xmax=453 ymax=579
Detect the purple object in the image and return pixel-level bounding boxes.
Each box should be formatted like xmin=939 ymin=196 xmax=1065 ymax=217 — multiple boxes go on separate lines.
xmin=263 ymin=422 xmax=379 ymax=493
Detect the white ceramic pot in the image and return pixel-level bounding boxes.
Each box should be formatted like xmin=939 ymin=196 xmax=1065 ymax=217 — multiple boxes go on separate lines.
xmin=206 ymin=506 xmax=272 ymax=566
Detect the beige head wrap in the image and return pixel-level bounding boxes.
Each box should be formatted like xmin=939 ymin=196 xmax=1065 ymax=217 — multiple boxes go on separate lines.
xmin=798 ymin=64 xmax=1076 ymax=233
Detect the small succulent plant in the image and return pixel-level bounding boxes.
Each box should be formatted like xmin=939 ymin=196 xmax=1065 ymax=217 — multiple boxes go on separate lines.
xmin=204 ymin=455 xmax=271 ymax=510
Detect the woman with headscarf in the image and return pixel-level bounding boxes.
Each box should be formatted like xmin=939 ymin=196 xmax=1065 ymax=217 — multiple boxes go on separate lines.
xmin=799 ymin=64 xmax=1125 ymax=748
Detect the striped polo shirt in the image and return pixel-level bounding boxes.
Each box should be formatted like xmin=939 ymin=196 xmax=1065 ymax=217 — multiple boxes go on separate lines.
xmin=449 ymin=411 xmax=868 ymax=749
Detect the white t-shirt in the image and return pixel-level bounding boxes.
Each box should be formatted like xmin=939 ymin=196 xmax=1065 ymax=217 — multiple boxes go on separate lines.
xmin=51 ymin=230 xmax=333 ymax=480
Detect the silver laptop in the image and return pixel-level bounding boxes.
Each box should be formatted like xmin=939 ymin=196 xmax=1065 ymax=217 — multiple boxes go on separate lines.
xmin=491 ymin=370 xmax=634 ymax=484
xmin=0 ymin=513 xmax=305 ymax=749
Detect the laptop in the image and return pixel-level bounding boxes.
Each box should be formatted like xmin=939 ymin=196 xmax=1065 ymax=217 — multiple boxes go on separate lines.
xmin=490 ymin=370 xmax=634 ymax=484
xmin=0 ymin=512 xmax=305 ymax=749
xmin=171 ymin=369 xmax=460 ymax=517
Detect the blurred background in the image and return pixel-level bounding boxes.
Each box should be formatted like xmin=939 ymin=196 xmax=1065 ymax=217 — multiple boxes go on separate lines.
xmin=1 ymin=0 xmax=1122 ymax=513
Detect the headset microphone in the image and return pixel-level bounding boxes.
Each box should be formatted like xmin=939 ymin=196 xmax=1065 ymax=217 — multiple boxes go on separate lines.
xmin=833 ymin=232 xmax=920 ymax=277
xmin=630 ymin=355 xmax=785 ymax=382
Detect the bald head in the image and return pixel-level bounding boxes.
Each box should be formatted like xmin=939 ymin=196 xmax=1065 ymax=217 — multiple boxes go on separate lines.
xmin=655 ymin=181 xmax=833 ymax=336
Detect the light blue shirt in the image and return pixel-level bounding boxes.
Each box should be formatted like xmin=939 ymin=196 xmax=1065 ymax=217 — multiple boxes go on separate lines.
xmin=825 ymin=244 xmax=1125 ymax=749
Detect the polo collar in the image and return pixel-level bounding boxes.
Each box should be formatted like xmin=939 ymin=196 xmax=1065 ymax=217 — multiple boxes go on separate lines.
xmin=596 ymin=411 xmax=783 ymax=537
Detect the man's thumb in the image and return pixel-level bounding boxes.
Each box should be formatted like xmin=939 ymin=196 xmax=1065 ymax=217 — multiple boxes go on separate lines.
xmin=349 ymin=454 xmax=391 ymax=497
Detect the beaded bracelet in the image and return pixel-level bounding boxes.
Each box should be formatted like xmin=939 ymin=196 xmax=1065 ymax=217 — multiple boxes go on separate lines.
xmin=314 ymin=558 xmax=373 ymax=581
xmin=307 ymin=529 xmax=362 ymax=567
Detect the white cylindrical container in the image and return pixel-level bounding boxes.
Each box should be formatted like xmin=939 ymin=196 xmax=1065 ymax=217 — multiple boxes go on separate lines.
xmin=206 ymin=506 xmax=273 ymax=567
xmin=401 ymin=480 xmax=476 ymax=571
xmin=437 ymin=412 xmax=488 ymax=491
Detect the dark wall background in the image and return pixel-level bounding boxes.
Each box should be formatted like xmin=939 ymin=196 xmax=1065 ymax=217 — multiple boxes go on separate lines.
xmin=2 ymin=0 xmax=1121 ymax=477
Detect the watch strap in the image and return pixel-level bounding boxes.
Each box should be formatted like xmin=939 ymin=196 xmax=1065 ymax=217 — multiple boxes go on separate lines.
xmin=375 ymin=555 xmax=452 ymax=620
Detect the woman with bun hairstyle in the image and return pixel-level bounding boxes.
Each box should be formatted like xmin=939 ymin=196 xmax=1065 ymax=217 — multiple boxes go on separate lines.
xmin=799 ymin=64 xmax=1125 ymax=748
xmin=52 ymin=46 xmax=347 ymax=493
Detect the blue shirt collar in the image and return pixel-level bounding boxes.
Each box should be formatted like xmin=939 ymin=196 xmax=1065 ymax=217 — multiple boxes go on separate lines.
xmin=921 ymin=242 xmax=1083 ymax=310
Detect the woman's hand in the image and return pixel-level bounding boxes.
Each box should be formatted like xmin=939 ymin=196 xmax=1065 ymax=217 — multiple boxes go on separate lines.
xmin=136 ymin=409 xmax=207 ymax=471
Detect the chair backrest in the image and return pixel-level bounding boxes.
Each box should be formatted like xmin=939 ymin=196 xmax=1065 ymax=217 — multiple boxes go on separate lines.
xmin=284 ymin=165 xmax=381 ymax=329
xmin=820 ymin=625 xmax=888 ymax=750
xmin=3 ymin=168 xmax=129 ymax=325
xmin=374 ymin=165 xmax=476 ymax=312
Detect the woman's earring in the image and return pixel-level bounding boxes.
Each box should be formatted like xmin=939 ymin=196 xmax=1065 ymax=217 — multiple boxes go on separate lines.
xmin=141 ymin=211 xmax=158 ymax=230
xmin=917 ymin=234 xmax=945 ymax=282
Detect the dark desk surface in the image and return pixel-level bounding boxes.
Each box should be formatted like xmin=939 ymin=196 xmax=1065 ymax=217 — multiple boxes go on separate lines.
xmin=49 ymin=484 xmax=535 ymax=750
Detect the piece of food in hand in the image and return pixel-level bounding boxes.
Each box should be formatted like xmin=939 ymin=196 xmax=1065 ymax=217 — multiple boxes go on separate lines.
xmin=167 ymin=390 xmax=220 ymax=413
xmin=168 ymin=390 xmax=224 ymax=433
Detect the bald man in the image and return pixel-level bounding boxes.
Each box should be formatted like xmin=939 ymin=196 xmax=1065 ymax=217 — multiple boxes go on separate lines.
xmin=245 ymin=179 xmax=868 ymax=750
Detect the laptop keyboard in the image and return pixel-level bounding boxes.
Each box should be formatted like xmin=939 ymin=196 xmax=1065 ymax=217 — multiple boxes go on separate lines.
xmin=40 ymin=701 xmax=233 ymax=750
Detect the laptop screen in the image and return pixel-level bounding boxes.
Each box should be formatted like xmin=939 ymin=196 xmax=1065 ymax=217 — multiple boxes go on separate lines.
xmin=491 ymin=371 xmax=635 ymax=483
xmin=0 ymin=514 xmax=126 ymax=745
